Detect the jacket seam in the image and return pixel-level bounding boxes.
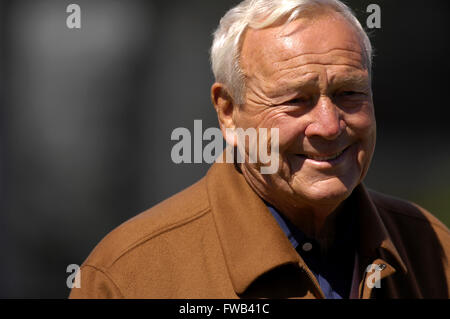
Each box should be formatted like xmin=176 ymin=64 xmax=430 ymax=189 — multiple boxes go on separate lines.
xmin=81 ymin=264 xmax=125 ymax=298
xmin=109 ymin=207 xmax=211 ymax=267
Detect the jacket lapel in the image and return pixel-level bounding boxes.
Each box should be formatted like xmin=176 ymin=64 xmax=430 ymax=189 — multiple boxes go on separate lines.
xmin=351 ymin=185 xmax=407 ymax=298
xmin=206 ymin=160 xmax=302 ymax=294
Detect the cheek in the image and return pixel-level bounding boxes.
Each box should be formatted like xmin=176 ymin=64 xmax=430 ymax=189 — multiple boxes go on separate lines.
xmin=345 ymin=107 xmax=376 ymax=170
xmin=345 ymin=105 xmax=376 ymax=141
xmin=278 ymin=120 xmax=306 ymax=147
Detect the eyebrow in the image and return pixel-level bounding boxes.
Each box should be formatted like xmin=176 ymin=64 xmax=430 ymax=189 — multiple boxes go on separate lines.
xmin=329 ymin=73 xmax=370 ymax=88
xmin=266 ymin=76 xmax=318 ymax=102
xmin=274 ymin=72 xmax=320 ymax=94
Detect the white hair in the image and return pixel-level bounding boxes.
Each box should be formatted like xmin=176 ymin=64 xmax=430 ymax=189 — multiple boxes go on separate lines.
xmin=210 ymin=0 xmax=372 ymax=104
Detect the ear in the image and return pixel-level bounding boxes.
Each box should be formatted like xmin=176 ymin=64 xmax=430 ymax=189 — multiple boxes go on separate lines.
xmin=211 ymin=82 xmax=239 ymax=147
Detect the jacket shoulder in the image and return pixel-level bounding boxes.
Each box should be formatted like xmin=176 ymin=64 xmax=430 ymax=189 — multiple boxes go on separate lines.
xmin=367 ymin=188 xmax=450 ymax=297
xmin=82 ymin=177 xmax=211 ymax=269
xmin=368 ymin=188 xmax=450 ymax=236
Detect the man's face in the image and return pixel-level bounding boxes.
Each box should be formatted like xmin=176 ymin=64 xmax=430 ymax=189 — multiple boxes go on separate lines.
xmin=233 ymin=12 xmax=376 ymax=211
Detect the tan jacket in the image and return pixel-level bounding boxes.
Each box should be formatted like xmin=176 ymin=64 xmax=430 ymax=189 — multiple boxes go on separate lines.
xmin=69 ymin=161 xmax=450 ymax=299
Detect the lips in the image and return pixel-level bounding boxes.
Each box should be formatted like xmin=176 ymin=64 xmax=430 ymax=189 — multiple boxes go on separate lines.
xmin=306 ymin=150 xmax=344 ymax=161
xmin=296 ymin=146 xmax=349 ymax=162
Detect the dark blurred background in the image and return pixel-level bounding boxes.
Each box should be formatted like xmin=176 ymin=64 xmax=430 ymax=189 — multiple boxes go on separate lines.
xmin=0 ymin=0 xmax=449 ymax=298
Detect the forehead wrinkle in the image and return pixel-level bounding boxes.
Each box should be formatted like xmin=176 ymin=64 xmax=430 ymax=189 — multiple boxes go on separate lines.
xmin=272 ymin=61 xmax=365 ymax=84
xmin=272 ymin=50 xmax=365 ymax=75
xmin=268 ymin=47 xmax=366 ymax=84
xmin=274 ymin=48 xmax=363 ymax=65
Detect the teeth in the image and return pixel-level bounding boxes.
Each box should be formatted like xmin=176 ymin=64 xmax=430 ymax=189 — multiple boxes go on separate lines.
xmin=307 ymin=150 xmax=343 ymax=161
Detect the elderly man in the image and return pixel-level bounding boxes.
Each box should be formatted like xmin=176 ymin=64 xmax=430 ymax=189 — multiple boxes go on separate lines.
xmin=70 ymin=0 xmax=450 ymax=299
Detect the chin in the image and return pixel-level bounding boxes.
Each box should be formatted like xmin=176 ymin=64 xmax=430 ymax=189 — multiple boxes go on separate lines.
xmin=291 ymin=176 xmax=356 ymax=205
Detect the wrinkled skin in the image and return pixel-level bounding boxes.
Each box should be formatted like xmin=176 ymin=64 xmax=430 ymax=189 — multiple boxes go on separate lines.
xmin=211 ymin=10 xmax=376 ymax=241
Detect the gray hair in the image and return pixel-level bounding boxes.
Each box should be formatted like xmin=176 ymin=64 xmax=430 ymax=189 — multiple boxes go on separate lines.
xmin=210 ymin=0 xmax=372 ymax=104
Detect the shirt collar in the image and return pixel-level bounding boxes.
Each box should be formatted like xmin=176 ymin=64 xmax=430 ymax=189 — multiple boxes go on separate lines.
xmin=206 ymin=158 xmax=407 ymax=295
xmin=266 ymin=204 xmax=302 ymax=249
xmin=266 ymin=202 xmax=357 ymax=254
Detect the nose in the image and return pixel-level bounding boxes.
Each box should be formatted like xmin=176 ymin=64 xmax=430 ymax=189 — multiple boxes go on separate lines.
xmin=304 ymin=96 xmax=345 ymax=140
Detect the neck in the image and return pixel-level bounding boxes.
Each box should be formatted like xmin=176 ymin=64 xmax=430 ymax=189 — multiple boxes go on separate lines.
xmin=272 ymin=199 xmax=344 ymax=245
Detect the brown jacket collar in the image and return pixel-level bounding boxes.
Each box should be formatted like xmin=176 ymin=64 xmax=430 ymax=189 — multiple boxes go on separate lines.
xmin=206 ymin=161 xmax=407 ymax=295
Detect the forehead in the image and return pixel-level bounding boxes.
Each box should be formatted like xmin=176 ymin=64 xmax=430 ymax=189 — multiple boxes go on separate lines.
xmin=240 ymin=11 xmax=367 ymax=80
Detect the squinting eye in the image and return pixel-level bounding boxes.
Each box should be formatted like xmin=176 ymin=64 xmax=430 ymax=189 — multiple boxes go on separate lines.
xmin=340 ymin=91 xmax=358 ymax=96
xmin=286 ymin=97 xmax=308 ymax=104
xmin=337 ymin=91 xmax=365 ymax=97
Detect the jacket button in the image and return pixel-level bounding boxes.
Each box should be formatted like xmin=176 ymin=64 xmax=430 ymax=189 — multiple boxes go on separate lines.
xmin=302 ymin=242 xmax=313 ymax=252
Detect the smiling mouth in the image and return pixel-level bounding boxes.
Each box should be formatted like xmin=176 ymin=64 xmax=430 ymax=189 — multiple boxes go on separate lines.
xmin=296 ymin=146 xmax=349 ymax=162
